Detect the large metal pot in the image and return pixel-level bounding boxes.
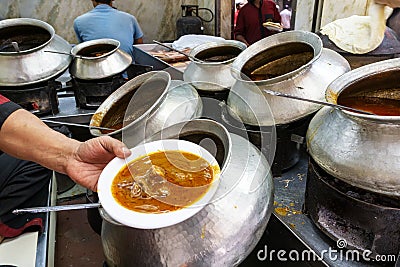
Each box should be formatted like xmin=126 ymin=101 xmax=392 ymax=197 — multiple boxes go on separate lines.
xmin=307 ymin=58 xmax=400 ymax=197
xmin=183 ymin=40 xmax=247 ymax=92
xmin=89 ymin=71 xmax=202 ymax=147
xmin=100 ymin=119 xmax=274 ymax=267
xmin=69 ymin=38 xmax=132 ymax=80
xmin=0 ymin=18 xmax=72 ymax=86
xmin=227 ymin=31 xmax=351 ymax=126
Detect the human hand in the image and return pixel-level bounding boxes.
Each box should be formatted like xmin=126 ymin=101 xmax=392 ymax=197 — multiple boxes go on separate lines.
xmin=375 ymin=0 xmax=400 ymax=8
xmin=65 ymin=136 xmax=131 ymax=191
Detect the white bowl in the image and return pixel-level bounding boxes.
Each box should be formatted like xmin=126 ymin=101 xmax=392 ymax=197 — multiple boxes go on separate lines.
xmin=97 ymin=139 xmax=221 ymax=229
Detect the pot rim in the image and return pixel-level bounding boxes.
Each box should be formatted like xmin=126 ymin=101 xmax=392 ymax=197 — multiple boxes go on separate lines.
xmin=89 ymin=71 xmax=171 ymax=136
xmin=326 ymin=57 xmax=400 ymax=122
xmin=0 ymin=18 xmax=55 ymax=55
xmin=230 ymin=30 xmax=323 ymax=84
xmin=70 ymin=38 xmax=120 ymax=60
xmin=189 ymin=40 xmax=247 ymax=66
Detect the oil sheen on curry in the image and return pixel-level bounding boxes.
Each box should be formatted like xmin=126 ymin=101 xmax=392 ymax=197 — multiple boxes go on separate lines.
xmin=111 ymin=150 xmax=215 ymax=213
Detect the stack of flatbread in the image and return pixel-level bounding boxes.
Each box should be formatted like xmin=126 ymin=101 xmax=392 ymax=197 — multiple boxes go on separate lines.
xmin=320 ymin=2 xmax=393 ymax=54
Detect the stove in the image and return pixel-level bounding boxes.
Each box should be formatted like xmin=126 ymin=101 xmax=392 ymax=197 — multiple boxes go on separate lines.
xmin=305 ymin=158 xmax=400 ymax=259
xmin=0 ymin=79 xmax=61 ymax=116
xmin=71 ymin=64 xmax=153 ymax=109
xmin=220 ymin=104 xmax=311 ymax=177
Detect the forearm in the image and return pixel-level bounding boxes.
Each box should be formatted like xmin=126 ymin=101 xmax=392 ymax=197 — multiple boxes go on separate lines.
xmin=0 ymin=109 xmax=81 ymax=174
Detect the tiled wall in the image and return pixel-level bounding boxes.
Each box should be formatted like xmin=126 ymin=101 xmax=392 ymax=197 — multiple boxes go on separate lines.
xmin=0 ymin=0 xmax=232 ymax=44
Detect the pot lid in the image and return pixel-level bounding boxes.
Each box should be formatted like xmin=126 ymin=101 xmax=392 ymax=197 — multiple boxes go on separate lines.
xmin=0 ymin=18 xmax=72 ymax=86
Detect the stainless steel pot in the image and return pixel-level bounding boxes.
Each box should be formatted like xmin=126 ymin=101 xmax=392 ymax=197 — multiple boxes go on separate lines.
xmin=89 ymin=71 xmax=202 ymax=147
xmin=307 ymin=58 xmax=400 ymax=197
xmin=183 ymin=40 xmax=247 ymax=92
xmin=0 ymin=18 xmax=72 ymax=86
xmin=99 ymin=119 xmax=274 ymax=267
xmin=227 ymin=31 xmax=351 ymax=126
xmin=69 ymin=38 xmax=132 ymax=80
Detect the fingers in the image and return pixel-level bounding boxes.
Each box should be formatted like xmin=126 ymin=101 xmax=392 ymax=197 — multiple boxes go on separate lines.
xmin=98 ymin=136 xmax=131 ymax=159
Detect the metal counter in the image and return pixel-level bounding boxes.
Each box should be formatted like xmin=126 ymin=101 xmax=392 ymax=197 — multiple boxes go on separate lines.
xmin=36 ymin=174 xmax=57 ymax=267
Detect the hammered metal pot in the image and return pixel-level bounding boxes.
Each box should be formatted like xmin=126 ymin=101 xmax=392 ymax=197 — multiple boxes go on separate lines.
xmin=307 ymin=58 xmax=400 ymax=197
xmin=99 ymin=119 xmax=274 ymax=267
xmin=69 ymin=38 xmax=132 ymax=80
xmin=89 ymin=71 xmax=202 ymax=148
xmin=0 ymin=18 xmax=72 ymax=86
xmin=227 ymin=30 xmax=351 ymax=126
xmin=183 ymin=40 xmax=247 ymax=92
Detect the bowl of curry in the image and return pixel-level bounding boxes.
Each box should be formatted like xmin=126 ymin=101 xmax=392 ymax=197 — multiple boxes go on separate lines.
xmin=97 ymin=139 xmax=221 ymax=229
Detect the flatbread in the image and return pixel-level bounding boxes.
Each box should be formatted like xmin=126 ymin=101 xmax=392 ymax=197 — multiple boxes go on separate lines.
xmin=320 ymin=2 xmax=392 ymax=54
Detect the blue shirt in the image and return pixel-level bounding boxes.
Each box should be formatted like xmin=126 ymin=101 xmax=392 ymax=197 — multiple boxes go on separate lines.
xmin=73 ymin=4 xmax=143 ymax=60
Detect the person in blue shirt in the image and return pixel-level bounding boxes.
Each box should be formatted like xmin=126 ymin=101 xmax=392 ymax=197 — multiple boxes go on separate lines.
xmin=73 ymin=0 xmax=144 ymax=61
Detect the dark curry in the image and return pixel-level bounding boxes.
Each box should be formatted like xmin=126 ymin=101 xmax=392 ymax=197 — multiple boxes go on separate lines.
xmin=111 ymin=150 xmax=215 ymax=213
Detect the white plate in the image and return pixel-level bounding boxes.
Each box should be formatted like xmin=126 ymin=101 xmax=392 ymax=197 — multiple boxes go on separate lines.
xmin=97 ymin=139 xmax=221 ymax=229
xmin=265 ymin=25 xmax=283 ymax=32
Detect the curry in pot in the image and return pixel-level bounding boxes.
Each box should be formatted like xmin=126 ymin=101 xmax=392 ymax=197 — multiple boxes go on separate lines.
xmin=111 ymin=150 xmax=215 ymax=213
xmin=338 ymin=96 xmax=400 ymax=116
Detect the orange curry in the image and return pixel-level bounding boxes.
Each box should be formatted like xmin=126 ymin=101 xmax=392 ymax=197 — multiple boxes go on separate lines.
xmin=111 ymin=150 xmax=215 ymax=213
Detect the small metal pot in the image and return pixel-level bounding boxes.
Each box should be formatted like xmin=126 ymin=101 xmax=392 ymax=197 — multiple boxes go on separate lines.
xmin=69 ymin=38 xmax=132 ymax=80
xmin=183 ymin=40 xmax=247 ymax=92
xmin=307 ymin=58 xmax=400 ymax=197
xmin=89 ymin=71 xmax=202 ymax=148
xmin=99 ymin=119 xmax=274 ymax=267
xmin=0 ymin=18 xmax=72 ymax=86
xmin=227 ymin=31 xmax=350 ymax=126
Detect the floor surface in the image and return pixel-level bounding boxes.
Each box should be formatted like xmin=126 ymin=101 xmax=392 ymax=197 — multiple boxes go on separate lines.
xmin=55 ymin=189 xmax=105 ymax=267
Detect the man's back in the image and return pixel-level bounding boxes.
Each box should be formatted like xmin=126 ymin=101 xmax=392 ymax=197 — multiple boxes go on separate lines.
xmin=74 ymin=4 xmax=143 ymax=59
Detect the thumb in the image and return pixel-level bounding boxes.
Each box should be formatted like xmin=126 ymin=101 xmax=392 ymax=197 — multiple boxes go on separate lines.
xmin=98 ymin=136 xmax=131 ymax=159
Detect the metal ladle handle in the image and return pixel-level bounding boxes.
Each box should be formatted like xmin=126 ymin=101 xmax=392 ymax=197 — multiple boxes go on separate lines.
xmin=11 ymin=41 xmax=21 ymax=52
xmin=263 ymin=89 xmax=375 ymax=115
xmin=44 ymin=50 xmax=83 ymax=59
xmin=12 ymin=203 xmax=101 ymax=214
xmin=41 ymin=119 xmax=116 ymax=132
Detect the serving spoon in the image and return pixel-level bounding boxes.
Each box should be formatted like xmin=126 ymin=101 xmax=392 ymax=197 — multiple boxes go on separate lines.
xmin=263 ymin=89 xmax=375 ymax=115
